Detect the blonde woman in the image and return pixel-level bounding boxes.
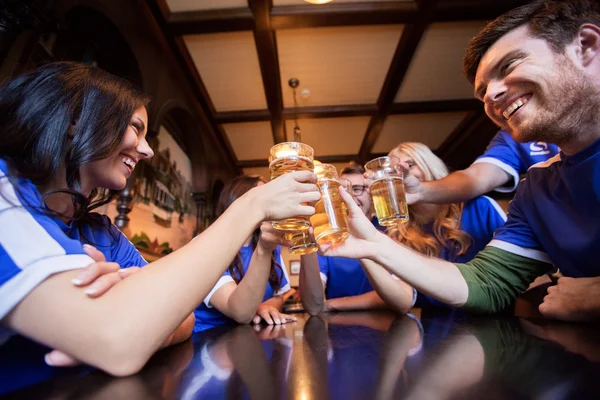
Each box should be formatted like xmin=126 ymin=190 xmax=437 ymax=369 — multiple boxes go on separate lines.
xmin=386 ymin=143 xmax=507 ymax=308
xmin=327 ymin=143 xmax=506 ymax=312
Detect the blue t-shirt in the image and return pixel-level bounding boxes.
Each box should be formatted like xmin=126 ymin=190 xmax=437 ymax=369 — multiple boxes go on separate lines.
xmin=489 ymin=137 xmax=600 ymax=278
xmin=193 ymin=245 xmax=291 ymax=333
xmin=416 ymin=196 xmax=506 ymax=308
xmin=321 ymin=197 xmax=506 ymax=302
xmin=473 ymin=130 xmax=560 ymax=192
xmin=0 ymin=159 xmax=146 ymax=320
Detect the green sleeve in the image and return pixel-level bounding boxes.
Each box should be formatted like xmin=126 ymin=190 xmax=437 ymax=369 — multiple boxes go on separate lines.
xmin=454 ymin=246 xmax=554 ymax=314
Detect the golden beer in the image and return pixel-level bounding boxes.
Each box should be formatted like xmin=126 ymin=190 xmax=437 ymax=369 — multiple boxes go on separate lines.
xmin=370 ymin=176 xmax=408 ymax=226
xmin=310 ymin=178 xmax=350 ymax=245
xmin=269 ymin=142 xmax=315 ymax=231
xmin=285 ymin=231 xmax=318 ymax=256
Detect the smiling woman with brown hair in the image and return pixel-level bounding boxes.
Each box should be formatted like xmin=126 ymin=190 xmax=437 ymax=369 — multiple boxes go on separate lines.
xmin=0 ymin=61 xmax=320 ymax=376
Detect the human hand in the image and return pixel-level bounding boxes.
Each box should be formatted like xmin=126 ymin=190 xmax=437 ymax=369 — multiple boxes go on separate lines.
xmin=396 ymin=161 xmax=422 ymax=205
xmin=539 ymin=277 xmax=600 ymax=322
xmin=257 ymin=221 xmax=290 ymax=253
xmin=248 ymin=171 xmax=320 ymax=221
xmin=319 ymin=186 xmax=385 ymax=259
xmin=45 ymin=245 xmax=140 ymax=367
xmin=71 ymin=244 xmax=140 ymax=297
xmin=251 ymin=303 xmax=297 ymax=325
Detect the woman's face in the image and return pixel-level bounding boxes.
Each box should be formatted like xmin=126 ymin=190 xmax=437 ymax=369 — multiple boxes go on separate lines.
xmin=394 ymin=151 xmax=426 ymax=182
xmin=80 ymin=106 xmax=154 ymax=194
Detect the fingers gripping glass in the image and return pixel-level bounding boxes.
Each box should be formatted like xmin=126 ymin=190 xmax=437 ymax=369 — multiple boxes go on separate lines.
xmin=268 ymin=142 xmax=315 ymax=231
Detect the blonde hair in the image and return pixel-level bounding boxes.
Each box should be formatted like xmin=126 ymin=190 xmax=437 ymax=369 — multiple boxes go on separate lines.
xmin=387 ymin=143 xmax=471 ymax=258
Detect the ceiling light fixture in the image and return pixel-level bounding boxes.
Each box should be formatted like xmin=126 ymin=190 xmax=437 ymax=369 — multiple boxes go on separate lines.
xmin=304 ymin=0 xmax=333 ymax=4
xmin=288 ymin=78 xmax=302 ymax=142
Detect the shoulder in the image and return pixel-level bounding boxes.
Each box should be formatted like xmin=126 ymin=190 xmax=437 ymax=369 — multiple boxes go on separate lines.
xmin=464 ymin=196 xmax=507 ymax=222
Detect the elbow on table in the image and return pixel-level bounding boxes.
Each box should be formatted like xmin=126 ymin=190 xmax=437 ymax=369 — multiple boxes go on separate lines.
xmin=90 ymin=327 xmax=157 ymax=377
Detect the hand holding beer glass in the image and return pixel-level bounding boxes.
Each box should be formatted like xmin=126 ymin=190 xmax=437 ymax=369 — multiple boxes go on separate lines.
xmin=365 ymin=156 xmax=409 ymax=226
xmin=310 ymin=163 xmax=350 ymax=245
xmin=269 ymin=142 xmax=315 ymax=231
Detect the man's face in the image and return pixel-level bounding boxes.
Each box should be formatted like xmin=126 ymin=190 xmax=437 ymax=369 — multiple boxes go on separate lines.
xmin=341 ymin=173 xmax=372 ymax=217
xmin=474 ymin=25 xmax=599 ymax=146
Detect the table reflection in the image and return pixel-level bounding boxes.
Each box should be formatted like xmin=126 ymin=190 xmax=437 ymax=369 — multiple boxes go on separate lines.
xmin=3 ymin=310 xmax=600 ymax=399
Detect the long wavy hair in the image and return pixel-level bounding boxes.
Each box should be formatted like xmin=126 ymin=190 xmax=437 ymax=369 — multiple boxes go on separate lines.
xmin=216 ymin=175 xmax=283 ymax=291
xmin=387 ymin=143 xmax=471 ymax=257
xmin=0 ymin=61 xmax=150 ymax=232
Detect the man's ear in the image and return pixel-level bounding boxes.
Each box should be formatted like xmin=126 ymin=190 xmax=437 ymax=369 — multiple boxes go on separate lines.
xmin=575 ymin=24 xmax=600 ymax=67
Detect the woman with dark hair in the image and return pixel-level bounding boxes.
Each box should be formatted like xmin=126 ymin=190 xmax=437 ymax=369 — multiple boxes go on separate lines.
xmin=0 ymin=62 xmax=319 ymax=376
xmin=193 ymin=175 xmax=296 ymax=332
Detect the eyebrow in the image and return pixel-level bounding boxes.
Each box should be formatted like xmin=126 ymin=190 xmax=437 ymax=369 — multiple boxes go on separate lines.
xmin=474 ymin=50 xmax=528 ymax=99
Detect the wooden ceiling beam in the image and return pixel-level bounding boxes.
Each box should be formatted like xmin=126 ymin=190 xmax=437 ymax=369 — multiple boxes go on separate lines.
xmin=168 ymin=8 xmax=254 ymax=35
xmin=433 ymin=0 xmax=525 ymax=23
xmin=389 ymin=98 xmax=481 ymax=114
xmin=215 ymin=109 xmax=272 ymax=124
xmin=282 ymin=104 xmax=378 ymax=120
xmin=249 ymin=0 xmax=286 ymax=145
xmin=270 ymin=1 xmax=418 ymax=30
xmin=167 ymin=1 xmax=524 ymax=35
xmin=214 ymin=99 xmax=481 ymax=124
xmin=358 ymin=0 xmax=438 ymax=164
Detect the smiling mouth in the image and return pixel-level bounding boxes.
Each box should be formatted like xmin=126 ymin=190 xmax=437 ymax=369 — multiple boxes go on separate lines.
xmin=120 ymin=154 xmax=137 ymax=173
xmin=502 ymin=95 xmax=531 ymax=120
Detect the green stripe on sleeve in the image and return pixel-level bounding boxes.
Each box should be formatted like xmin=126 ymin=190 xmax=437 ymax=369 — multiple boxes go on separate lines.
xmin=455 ymin=246 xmax=554 ymax=314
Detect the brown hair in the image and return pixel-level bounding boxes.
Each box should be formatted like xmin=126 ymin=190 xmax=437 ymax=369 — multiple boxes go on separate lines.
xmin=464 ymin=0 xmax=600 ymax=84
xmin=387 ymin=143 xmax=471 ymax=258
xmin=340 ymin=162 xmax=365 ymax=176
xmin=216 ymin=175 xmax=283 ymax=291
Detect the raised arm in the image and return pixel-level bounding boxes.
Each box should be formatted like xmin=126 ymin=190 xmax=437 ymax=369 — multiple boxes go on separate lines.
xmin=2 ymin=171 xmax=319 ymax=376
xmin=407 ymin=162 xmax=511 ymax=205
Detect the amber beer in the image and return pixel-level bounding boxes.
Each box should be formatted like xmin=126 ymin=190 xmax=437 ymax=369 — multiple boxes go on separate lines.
xmin=285 ymin=231 xmax=318 ymax=256
xmin=365 ymin=156 xmax=409 ymax=226
xmin=310 ymin=164 xmax=349 ymax=245
xmin=269 ymin=142 xmax=315 ymax=231
xmin=370 ymin=176 xmax=408 ymax=226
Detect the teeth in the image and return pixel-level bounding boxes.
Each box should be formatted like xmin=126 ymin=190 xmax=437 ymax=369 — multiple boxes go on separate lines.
xmin=502 ymin=96 xmax=529 ymax=120
xmin=120 ymin=156 xmax=136 ymax=170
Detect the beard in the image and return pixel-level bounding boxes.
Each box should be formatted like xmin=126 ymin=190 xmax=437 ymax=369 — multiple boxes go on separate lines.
xmin=505 ymin=56 xmax=600 ymax=147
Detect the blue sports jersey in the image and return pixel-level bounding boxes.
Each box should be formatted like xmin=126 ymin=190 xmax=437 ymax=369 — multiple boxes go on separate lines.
xmin=473 ymin=130 xmax=560 ymax=192
xmin=489 ymin=137 xmax=600 ymax=278
xmin=0 ymin=159 xmax=146 ymax=319
xmin=193 ymin=245 xmax=290 ymax=332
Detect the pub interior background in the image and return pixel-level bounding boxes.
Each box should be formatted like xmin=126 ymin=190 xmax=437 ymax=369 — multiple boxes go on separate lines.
xmin=0 ymin=0 xmax=524 ymax=284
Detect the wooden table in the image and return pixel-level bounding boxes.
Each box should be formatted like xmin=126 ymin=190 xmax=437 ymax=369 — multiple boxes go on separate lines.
xmin=3 ymin=308 xmax=600 ymax=399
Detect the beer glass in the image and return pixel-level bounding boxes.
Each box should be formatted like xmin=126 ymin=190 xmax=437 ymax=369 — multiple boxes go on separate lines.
xmin=365 ymin=156 xmax=409 ymax=226
xmin=310 ymin=163 xmax=349 ymax=245
xmin=285 ymin=231 xmax=318 ymax=256
xmin=269 ymin=142 xmax=315 ymax=231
